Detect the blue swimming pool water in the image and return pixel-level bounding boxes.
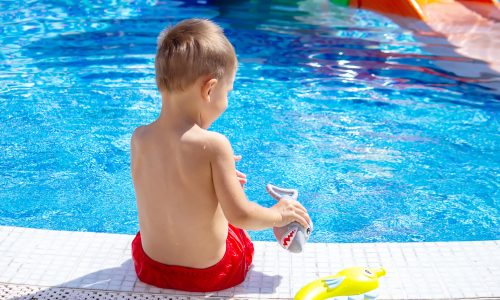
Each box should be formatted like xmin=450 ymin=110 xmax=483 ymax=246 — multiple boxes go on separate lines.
xmin=1 ymin=0 xmax=499 ymax=243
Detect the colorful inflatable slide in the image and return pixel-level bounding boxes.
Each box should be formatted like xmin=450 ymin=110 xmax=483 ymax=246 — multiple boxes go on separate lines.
xmin=329 ymin=0 xmax=499 ymax=20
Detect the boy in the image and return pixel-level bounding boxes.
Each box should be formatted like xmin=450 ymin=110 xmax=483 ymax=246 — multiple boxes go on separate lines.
xmin=130 ymin=19 xmax=311 ymax=292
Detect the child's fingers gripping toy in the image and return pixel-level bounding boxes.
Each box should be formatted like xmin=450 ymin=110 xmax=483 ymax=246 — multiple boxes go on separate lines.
xmin=266 ymin=184 xmax=313 ymax=253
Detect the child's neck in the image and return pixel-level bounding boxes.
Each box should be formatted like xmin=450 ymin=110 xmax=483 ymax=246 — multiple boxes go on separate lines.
xmin=156 ymin=90 xmax=207 ymax=130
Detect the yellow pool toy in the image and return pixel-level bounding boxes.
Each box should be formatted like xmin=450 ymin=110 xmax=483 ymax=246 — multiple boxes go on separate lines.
xmin=295 ymin=267 xmax=386 ymax=300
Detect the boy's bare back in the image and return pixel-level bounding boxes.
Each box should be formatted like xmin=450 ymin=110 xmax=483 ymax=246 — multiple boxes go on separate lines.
xmin=131 ymin=122 xmax=229 ymax=268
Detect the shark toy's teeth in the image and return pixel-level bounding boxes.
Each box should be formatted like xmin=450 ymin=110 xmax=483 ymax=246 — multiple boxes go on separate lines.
xmin=281 ymin=228 xmax=297 ymax=249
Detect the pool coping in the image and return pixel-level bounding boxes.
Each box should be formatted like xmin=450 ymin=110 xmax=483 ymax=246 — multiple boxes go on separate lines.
xmin=1 ymin=226 xmax=499 ymax=299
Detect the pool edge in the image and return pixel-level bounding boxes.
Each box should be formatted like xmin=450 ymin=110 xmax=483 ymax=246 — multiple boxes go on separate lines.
xmin=1 ymin=226 xmax=499 ymax=299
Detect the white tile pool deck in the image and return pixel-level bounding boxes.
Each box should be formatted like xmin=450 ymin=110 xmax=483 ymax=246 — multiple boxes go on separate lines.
xmin=0 ymin=226 xmax=499 ymax=300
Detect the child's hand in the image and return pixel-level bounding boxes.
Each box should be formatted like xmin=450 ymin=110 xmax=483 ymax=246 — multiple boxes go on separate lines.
xmin=236 ymin=169 xmax=247 ymax=187
xmin=271 ymin=197 xmax=311 ymax=229
xmin=233 ymin=155 xmax=247 ymax=187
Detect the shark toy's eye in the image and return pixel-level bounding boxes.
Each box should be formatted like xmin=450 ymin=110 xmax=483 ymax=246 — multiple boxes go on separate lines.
xmin=306 ymin=227 xmax=311 ymax=235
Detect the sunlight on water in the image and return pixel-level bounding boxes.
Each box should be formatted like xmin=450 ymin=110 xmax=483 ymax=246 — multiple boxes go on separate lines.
xmin=0 ymin=0 xmax=499 ymax=242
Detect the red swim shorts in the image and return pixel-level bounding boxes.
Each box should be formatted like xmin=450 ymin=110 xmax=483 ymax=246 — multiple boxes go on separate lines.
xmin=131 ymin=224 xmax=254 ymax=292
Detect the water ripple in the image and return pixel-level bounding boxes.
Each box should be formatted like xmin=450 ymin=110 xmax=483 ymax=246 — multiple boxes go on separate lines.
xmin=0 ymin=0 xmax=499 ymax=242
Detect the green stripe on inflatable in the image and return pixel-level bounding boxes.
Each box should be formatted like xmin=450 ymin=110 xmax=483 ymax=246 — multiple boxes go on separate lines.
xmin=330 ymin=0 xmax=349 ymax=6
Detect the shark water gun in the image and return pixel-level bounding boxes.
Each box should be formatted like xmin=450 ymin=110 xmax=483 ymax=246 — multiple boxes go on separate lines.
xmin=295 ymin=267 xmax=386 ymax=300
xmin=266 ymin=184 xmax=313 ymax=253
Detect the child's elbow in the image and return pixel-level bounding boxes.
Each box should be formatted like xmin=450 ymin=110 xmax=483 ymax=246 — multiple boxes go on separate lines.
xmin=225 ymin=207 xmax=252 ymax=229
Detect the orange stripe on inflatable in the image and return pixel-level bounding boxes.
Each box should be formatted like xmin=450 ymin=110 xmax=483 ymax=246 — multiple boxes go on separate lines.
xmin=349 ymin=0 xmax=430 ymax=19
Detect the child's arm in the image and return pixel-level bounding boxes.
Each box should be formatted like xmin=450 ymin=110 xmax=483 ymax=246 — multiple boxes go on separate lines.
xmin=208 ymin=132 xmax=311 ymax=230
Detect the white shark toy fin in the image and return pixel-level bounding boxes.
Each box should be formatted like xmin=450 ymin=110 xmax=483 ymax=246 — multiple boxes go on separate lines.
xmin=266 ymin=184 xmax=298 ymax=201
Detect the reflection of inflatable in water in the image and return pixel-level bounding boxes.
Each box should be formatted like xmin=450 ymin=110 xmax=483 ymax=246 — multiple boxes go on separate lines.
xmin=329 ymin=0 xmax=499 ymax=20
xmin=325 ymin=0 xmax=500 ymax=86
xmin=295 ymin=267 xmax=386 ymax=300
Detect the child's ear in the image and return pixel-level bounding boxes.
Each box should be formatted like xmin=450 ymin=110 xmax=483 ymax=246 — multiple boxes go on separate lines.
xmin=201 ymin=78 xmax=218 ymax=102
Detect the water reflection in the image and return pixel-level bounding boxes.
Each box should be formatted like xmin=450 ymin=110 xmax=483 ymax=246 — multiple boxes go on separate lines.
xmin=0 ymin=0 xmax=498 ymax=242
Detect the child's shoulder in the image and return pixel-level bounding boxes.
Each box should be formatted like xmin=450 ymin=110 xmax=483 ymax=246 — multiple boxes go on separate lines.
xmin=130 ymin=125 xmax=149 ymax=158
xmin=132 ymin=125 xmax=147 ymax=138
xmin=130 ymin=124 xmax=162 ymax=154
xmin=131 ymin=125 xmax=149 ymax=147
xmin=197 ymin=130 xmax=234 ymax=158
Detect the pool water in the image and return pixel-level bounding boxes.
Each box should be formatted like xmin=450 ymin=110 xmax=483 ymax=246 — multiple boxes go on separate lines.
xmin=1 ymin=0 xmax=499 ymax=243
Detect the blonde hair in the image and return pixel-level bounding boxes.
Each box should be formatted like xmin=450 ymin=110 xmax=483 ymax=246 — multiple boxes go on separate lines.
xmin=155 ymin=19 xmax=237 ymax=92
